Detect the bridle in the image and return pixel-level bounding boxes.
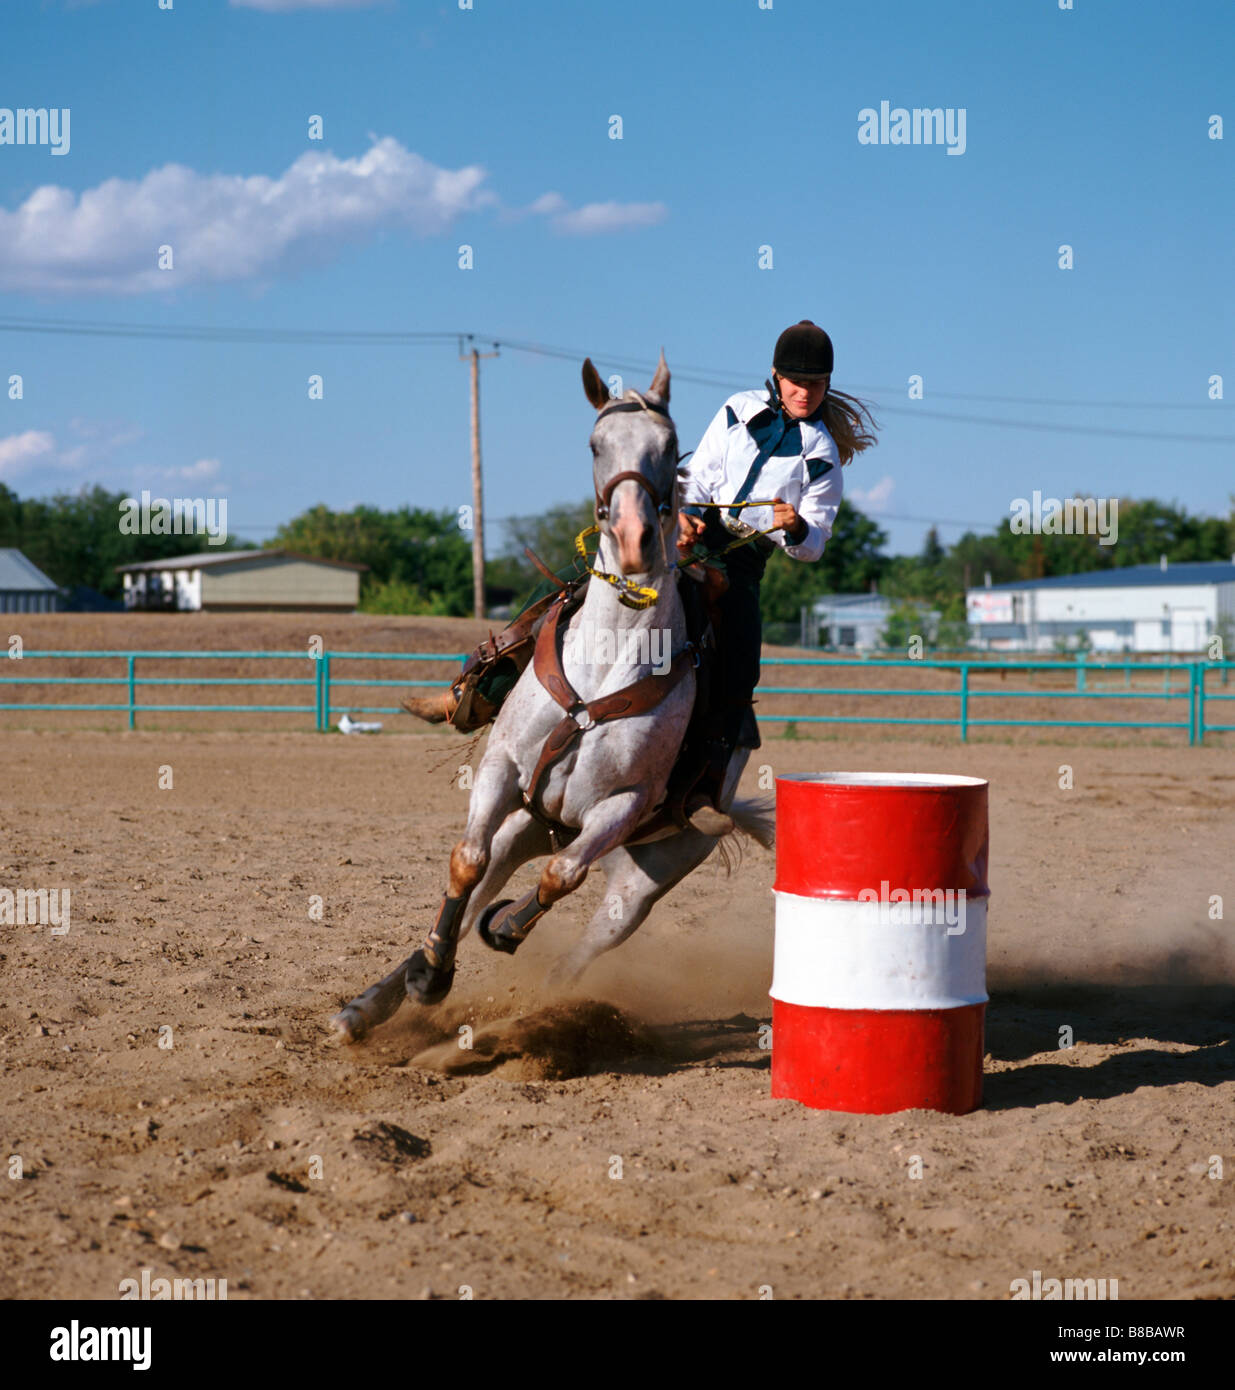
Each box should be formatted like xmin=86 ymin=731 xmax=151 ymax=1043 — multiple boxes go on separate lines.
xmin=591 ymin=391 xmax=679 ymax=520
xmin=585 ymin=390 xmax=680 ymax=608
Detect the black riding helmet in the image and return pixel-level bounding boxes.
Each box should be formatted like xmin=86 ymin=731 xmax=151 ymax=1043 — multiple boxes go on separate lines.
xmin=773 ymin=319 xmax=834 ymax=380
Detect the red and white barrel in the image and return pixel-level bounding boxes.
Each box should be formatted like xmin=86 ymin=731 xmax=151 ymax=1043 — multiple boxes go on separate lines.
xmin=771 ymin=773 xmax=989 ymax=1115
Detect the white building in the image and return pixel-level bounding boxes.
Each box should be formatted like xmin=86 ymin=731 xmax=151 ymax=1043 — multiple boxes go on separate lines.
xmin=966 ymin=559 xmax=1235 ymax=653
xmin=118 ymin=550 xmax=366 ymax=612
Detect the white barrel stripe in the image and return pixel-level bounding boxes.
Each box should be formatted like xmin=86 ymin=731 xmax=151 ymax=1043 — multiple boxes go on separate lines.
xmin=770 ymin=891 xmax=989 ymax=1011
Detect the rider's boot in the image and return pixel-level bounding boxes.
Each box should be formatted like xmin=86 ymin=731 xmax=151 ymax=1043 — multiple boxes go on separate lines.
xmin=400 ymin=689 xmax=456 ymax=724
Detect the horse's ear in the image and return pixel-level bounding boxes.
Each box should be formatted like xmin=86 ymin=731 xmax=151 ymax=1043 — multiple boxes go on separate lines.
xmin=581 ymin=357 xmax=609 ymax=411
xmin=648 ymin=348 xmax=670 ymax=407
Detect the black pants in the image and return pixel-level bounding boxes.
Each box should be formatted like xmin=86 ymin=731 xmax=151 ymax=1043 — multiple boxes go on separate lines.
xmin=693 ymin=514 xmax=769 ymax=782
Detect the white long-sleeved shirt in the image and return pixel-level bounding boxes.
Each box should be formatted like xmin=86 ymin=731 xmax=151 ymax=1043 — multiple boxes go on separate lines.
xmin=679 ymin=387 xmax=844 ymax=563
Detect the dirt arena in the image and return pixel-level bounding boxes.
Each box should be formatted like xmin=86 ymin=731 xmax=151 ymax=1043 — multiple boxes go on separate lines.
xmin=3 ymin=616 xmax=1234 ymax=1300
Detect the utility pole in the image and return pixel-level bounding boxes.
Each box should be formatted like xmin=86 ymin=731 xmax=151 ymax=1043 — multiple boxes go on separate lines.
xmin=461 ymin=336 xmax=499 ymax=620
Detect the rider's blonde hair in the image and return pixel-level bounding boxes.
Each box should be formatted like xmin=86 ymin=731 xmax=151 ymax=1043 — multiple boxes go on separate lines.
xmin=821 ymin=388 xmax=880 ymax=466
xmin=817 ymin=386 xmax=878 ymax=467
xmin=773 ymin=372 xmax=879 ymax=466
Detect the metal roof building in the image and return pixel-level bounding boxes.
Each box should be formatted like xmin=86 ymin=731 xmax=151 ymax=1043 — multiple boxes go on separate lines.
xmin=0 ymin=548 xmax=61 ymax=613
xmin=966 ymin=559 xmax=1235 ymax=653
xmin=116 ymin=549 xmax=367 ymax=612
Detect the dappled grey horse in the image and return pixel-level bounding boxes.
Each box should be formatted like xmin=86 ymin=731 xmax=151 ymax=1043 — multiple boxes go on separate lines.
xmin=331 ymin=354 xmax=772 ymax=1044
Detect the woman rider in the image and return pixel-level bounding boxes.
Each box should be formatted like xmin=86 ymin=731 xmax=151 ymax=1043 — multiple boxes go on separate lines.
xmin=673 ymin=319 xmax=879 ymax=834
xmin=403 ymin=319 xmax=877 ymax=838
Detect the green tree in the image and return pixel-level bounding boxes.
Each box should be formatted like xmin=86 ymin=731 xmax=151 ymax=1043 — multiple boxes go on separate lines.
xmin=758 ymin=502 xmax=889 ymax=629
xmin=1106 ymin=498 xmax=1234 ymax=567
xmin=881 ymin=600 xmax=925 ymax=651
xmin=0 ymin=483 xmax=213 ymax=598
xmin=489 ymin=500 xmax=598 ymax=610
xmin=269 ymin=503 xmax=473 ymax=614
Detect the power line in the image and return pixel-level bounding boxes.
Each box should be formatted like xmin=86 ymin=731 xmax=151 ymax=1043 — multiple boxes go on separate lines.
xmin=859 ymin=404 xmax=1235 ymax=444
xmin=0 ymin=317 xmax=460 ymax=345
xmin=1 ymin=316 xmax=1229 ymax=425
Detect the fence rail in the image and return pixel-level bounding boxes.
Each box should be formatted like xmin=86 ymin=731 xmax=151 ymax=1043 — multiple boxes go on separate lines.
xmin=2 ymin=650 xmax=1233 ymax=743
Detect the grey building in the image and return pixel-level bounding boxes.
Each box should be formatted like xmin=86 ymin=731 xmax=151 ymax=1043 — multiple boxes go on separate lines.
xmin=0 ymin=548 xmax=61 ymax=613
xmin=805 ymin=593 xmax=940 ymax=650
xmin=966 ymin=559 xmax=1235 ymax=653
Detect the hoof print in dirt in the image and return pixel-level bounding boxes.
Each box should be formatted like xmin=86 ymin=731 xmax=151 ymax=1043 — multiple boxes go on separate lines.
xmin=266 ymin=1170 xmax=309 ymax=1193
xmin=352 ymin=1121 xmax=431 ymax=1166
xmin=404 ymin=949 xmax=455 ymax=1005
xmin=412 ymin=1000 xmax=663 ymax=1081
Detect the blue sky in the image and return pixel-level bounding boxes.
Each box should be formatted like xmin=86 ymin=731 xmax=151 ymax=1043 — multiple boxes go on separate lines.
xmin=1 ymin=0 xmax=1231 ymax=558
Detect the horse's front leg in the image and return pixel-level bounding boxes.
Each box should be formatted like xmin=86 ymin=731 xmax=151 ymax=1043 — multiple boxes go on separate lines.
xmin=401 ymin=757 xmax=521 ymax=1005
xmin=329 ymin=755 xmax=521 ymax=1041
xmin=479 ymin=789 xmax=649 ymax=954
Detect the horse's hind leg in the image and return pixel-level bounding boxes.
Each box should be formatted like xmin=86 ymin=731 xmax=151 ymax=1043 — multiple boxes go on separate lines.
xmin=548 ymin=828 xmax=718 ymax=985
xmin=480 ymin=789 xmax=650 ymax=954
xmin=457 ymin=809 xmax=551 ymax=941
xmin=546 ymin=750 xmax=750 ymax=983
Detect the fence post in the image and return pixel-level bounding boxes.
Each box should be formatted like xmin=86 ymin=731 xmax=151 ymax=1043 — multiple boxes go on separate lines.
xmin=1193 ymin=662 xmax=1204 ymax=746
xmin=321 ymin=653 xmax=332 ymax=731
xmin=313 ymin=655 xmax=322 ymax=731
xmin=127 ymin=654 xmax=136 ymax=731
xmin=1075 ymin=652 xmax=1085 ymax=692
xmin=959 ymin=663 xmax=969 ymax=742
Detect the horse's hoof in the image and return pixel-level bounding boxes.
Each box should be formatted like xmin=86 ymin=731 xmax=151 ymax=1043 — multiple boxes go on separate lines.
xmin=405 ymin=949 xmax=456 ymax=1005
xmin=330 ymin=1008 xmax=368 ymax=1044
xmin=477 ymin=899 xmax=520 ymax=955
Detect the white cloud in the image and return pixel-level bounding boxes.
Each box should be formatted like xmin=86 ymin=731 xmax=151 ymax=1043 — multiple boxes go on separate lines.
xmin=149 ymin=458 xmax=221 ymax=483
xmin=0 ymin=137 xmax=666 ymax=294
xmin=507 ymin=190 xmax=667 ymax=236
xmin=0 ymin=431 xmax=57 ymax=480
xmin=548 ymin=200 xmax=667 ymax=235
xmin=0 ymin=138 xmax=493 ymax=295
xmin=0 ymin=420 xmax=147 ymax=483
xmin=849 ymin=473 xmax=894 ymax=510
xmin=526 ymin=192 xmax=568 ymax=216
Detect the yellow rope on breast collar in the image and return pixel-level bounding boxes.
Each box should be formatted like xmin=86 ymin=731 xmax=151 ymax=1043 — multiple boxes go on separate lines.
xmin=574 ymin=525 xmax=660 ymax=610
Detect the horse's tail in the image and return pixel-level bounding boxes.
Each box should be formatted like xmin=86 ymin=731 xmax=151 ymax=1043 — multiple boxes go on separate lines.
xmin=711 ymin=795 xmax=775 ymax=875
xmin=729 ymin=795 xmax=776 ymax=850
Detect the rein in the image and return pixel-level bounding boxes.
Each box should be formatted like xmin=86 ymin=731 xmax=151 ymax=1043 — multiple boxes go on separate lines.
xmin=682 ymin=498 xmax=786 ymax=561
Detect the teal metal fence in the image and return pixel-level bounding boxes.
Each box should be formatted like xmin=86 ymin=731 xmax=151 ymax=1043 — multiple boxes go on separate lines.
xmin=2 ymin=650 xmax=1233 ymax=743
